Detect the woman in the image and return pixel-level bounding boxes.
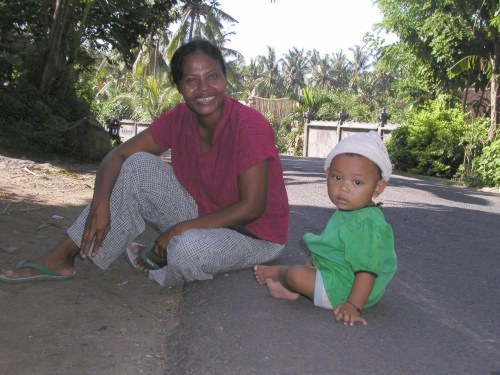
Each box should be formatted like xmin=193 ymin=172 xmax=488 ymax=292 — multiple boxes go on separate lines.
xmin=0 ymin=40 xmax=289 ymax=287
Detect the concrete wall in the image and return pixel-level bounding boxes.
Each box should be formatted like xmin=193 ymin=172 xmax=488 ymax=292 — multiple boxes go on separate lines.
xmin=114 ymin=120 xmax=150 ymax=142
xmin=111 ymin=119 xmax=399 ymax=160
xmin=303 ymin=121 xmax=399 ymax=158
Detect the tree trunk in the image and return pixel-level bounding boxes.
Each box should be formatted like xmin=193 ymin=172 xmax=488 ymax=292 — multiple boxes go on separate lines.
xmin=462 ymin=85 xmax=469 ymax=109
xmin=39 ymin=0 xmax=77 ymax=97
xmin=490 ymin=70 xmax=498 ymax=141
xmin=488 ymin=27 xmax=499 ymax=141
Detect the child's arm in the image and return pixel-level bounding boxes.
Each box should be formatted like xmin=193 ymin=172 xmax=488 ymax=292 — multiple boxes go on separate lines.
xmin=333 ymin=272 xmax=375 ymax=326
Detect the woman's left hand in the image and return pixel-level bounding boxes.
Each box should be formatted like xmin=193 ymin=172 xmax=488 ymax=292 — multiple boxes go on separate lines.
xmin=333 ymin=303 xmax=367 ymax=326
xmin=153 ymin=222 xmax=191 ymax=258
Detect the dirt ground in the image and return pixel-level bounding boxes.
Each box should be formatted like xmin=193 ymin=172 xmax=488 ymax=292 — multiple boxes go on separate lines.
xmin=0 ymin=154 xmax=182 ymax=375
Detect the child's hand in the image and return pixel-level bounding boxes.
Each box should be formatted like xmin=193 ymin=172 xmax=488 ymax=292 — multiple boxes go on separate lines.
xmin=333 ymin=303 xmax=367 ymax=326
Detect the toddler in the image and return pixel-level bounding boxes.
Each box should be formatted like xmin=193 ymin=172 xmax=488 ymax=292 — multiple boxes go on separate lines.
xmin=254 ymin=131 xmax=397 ymax=326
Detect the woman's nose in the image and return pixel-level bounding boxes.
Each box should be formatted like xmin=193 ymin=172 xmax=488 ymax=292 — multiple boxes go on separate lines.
xmin=198 ymin=77 xmax=208 ymax=91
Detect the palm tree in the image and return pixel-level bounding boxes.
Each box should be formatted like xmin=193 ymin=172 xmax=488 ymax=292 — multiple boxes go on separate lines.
xmin=165 ymin=0 xmax=238 ymax=59
xmin=133 ymin=32 xmax=170 ymax=78
xmin=290 ymin=87 xmax=332 ymax=121
xmin=115 ymin=62 xmax=182 ymax=121
xmin=349 ymin=44 xmax=371 ymax=93
xmin=280 ymin=47 xmax=310 ymax=95
xmin=309 ymin=54 xmax=333 ymax=89
xmin=330 ymin=50 xmax=350 ymax=90
xmin=225 ymin=56 xmax=247 ymax=98
xmin=355 ymin=72 xmax=378 ymax=106
xmin=254 ymin=46 xmax=283 ymax=97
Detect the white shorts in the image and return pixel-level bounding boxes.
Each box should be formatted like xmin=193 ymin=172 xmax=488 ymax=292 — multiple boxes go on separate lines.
xmin=314 ymin=270 xmax=333 ymax=310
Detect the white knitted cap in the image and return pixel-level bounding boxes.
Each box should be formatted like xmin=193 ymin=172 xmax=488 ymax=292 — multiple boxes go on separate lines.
xmin=324 ymin=131 xmax=392 ymax=181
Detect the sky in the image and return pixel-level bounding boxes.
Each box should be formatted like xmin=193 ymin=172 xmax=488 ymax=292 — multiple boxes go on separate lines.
xmin=216 ymin=0 xmax=392 ymax=62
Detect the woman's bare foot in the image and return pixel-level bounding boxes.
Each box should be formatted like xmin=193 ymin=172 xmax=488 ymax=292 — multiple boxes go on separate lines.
xmin=265 ymin=278 xmax=300 ymax=301
xmin=254 ymin=265 xmax=288 ymax=284
xmin=126 ymin=242 xmax=165 ymax=272
xmin=0 ymin=236 xmax=78 ymax=280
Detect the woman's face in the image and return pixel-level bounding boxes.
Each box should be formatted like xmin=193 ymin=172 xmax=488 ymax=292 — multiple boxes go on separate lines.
xmin=177 ymin=51 xmax=227 ymax=123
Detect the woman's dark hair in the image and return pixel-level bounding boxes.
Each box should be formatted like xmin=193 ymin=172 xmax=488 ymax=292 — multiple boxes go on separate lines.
xmin=170 ymin=39 xmax=226 ymax=86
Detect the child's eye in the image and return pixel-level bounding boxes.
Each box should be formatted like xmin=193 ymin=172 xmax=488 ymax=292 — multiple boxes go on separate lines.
xmin=354 ymin=180 xmax=362 ymax=185
xmin=332 ymin=175 xmax=341 ymax=181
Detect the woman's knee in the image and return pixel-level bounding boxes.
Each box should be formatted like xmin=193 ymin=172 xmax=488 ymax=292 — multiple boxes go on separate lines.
xmin=120 ymin=152 xmax=172 ymax=190
xmin=123 ymin=152 xmax=159 ymax=171
xmin=167 ymin=234 xmax=206 ymax=274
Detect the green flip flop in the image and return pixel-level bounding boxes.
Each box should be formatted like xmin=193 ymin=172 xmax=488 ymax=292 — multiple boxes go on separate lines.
xmin=124 ymin=242 xmax=162 ymax=271
xmin=0 ymin=260 xmax=75 ymax=284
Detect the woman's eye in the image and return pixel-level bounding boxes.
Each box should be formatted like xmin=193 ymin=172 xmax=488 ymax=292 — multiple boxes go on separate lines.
xmin=209 ymin=73 xmax=219 ymax=80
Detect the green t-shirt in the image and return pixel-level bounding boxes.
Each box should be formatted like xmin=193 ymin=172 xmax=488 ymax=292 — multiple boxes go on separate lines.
xmin=304 ymin=206 xmax=397 ymax=308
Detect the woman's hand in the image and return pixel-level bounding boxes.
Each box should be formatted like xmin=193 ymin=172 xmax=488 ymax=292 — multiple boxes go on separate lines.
xmin=333 ymin=302 xmax=367 ymax=326
xmin=79 ymin=129 xmax=165 ymax=259
xmin=153 ymin=222 xmax=192 ymax=258
xmin=80 ymin=200 xmax=111 ymax=258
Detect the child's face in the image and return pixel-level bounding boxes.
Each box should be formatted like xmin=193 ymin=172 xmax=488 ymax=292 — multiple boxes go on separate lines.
xmin=326 ymin=153 xmax=387 ymax=211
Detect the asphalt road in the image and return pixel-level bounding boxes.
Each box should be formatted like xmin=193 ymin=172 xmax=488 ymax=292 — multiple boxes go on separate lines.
xmin=165 ymin=155 xmax=500 ymax=375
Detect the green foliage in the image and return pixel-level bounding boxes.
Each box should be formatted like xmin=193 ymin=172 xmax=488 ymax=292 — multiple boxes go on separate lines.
xmin=312 ymin=89 xmax=404 ymax=123
xmin=114 ymin=70 xmax=182 ymax=121
xmin=387 ymin=100 xmax=469 ymax=177
xmin=472 ymin=139 xmax=500 ymax=187
xmin=92 ymin=59 xmax=182 ymax=122
xmin=0 ymin=78 xmax=89 ymax=154
xmin=449 ymin=55 xmax=492 ymax=79
xmin=264 ymin=112 xmax=286 ymax=153
xmin=2 ymin=0 xmax=498 ymax=176
xmin=165 ymin=1 xmax=239 ymax=60
xmin=457 ymin=117 xmax=490 ymax=182
xmin=291 ymin=87 xmax=331 ymax=121
xmin=264 ymin=112 xmax=301 ymax=155
xmin=374 ymin=0 xmax=498 ymax=140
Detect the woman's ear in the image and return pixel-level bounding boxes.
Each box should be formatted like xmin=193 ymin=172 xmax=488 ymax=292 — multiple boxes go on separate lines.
xmin=373 ymin=179 xmax=387 ymax=197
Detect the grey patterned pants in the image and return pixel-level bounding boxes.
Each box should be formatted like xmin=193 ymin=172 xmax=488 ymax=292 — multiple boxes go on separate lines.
xmin=67 ymin=152 xmax=285 ymax=287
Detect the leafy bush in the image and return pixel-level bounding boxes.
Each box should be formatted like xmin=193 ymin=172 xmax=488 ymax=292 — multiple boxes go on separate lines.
xmin=457 ymin=118 xmax=490 ymax=185
xmin=0 ymin=77 xmax=93 ymax=155
xmin=471 ymin=138 xmax=500 ymax=187
xmin=386 ymin=125 xmax=415 ymax=171
xmin=387 ymin=100 xmax=468 ymax=178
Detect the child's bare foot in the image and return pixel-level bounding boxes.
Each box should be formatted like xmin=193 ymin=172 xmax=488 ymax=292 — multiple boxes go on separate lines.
xmin=265 ymin=278 xmax=300 ymax=301
xmin=254 ymin=265 xmax=287 ymax=284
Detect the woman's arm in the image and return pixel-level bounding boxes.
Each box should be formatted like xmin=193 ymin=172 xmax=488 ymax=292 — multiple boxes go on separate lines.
xmin=333 ymin=271 xmax=376 ymax=326
xmin=153 ymin=159 xmax=269 ymax=254
xmin=80 ymin=129 xmax=165 ymax=258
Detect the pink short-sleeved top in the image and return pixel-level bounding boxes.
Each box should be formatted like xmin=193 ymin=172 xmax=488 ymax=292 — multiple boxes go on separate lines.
xmin=148 ymin=96 xmax=289 ymax=244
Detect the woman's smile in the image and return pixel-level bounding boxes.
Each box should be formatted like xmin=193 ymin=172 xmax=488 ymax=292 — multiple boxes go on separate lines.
xmin=196 ymin=96 xmax=216 ymax=104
